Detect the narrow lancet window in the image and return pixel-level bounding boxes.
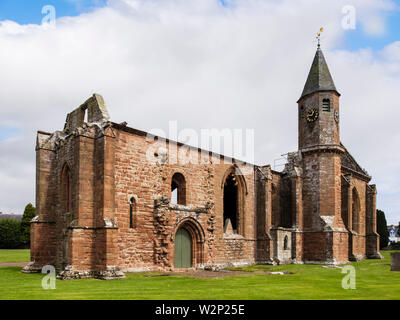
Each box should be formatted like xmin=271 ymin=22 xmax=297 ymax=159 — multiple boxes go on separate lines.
xmin=129 ymin=197 xmax=135 ymax=228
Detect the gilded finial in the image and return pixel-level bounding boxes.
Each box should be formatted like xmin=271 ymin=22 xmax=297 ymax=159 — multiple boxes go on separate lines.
xmin=316 ymin=27 xmax=324 ymax=48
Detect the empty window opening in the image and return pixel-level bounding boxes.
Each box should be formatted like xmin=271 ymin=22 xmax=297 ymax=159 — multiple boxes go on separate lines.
xmin=129 ymin=197 xmax=136 ymax=228
xmin=224 ymin=173 xmax=238 ymax=233
xmin=322 ymin=99 xmax=331 ymax=112
xmin=171 ymin=188 xmax=178 ymax=204
xmin=171 ymin=173 xmax=186 ymax=205
xmin=279 ymin=180 xmax=293 ymax=228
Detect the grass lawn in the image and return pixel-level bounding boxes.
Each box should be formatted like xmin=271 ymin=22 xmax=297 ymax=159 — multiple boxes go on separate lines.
xmin=0 ymin=249 xmax=30 ymax=263
xmin=0 ymin=249 xmax=399 ymax=300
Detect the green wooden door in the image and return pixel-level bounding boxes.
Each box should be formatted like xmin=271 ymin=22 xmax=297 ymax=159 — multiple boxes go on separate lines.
xmin=174 ymin=228 xmax=192 ymax=268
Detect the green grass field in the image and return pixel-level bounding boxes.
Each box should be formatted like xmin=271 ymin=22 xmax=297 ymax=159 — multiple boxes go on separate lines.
xmin=0 ymin=250 xmax=399 ymax=300
xmin=0 ymin=249 xmax=30 ymax=263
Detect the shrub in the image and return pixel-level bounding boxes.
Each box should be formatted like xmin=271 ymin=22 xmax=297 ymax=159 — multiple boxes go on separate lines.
xmin=20 ymin=203 xmax=36 ymax=246
xmin=377 ymin=209 xmax=389 ymax=249
xmin=0 ymin=219 xmax=22 ymax=249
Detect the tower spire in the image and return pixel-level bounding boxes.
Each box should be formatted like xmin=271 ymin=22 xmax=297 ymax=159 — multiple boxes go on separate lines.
xmin=298 ymin=29 xmax=340 ymax=101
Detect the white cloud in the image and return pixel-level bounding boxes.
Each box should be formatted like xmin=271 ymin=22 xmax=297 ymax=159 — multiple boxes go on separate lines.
xmin=381 ymin=40 xmax=400 ymax=60
xmin=0 ymin=0 xmax=399 ymax=224
xmin=343 ymin=0 xmax=397 ymax=36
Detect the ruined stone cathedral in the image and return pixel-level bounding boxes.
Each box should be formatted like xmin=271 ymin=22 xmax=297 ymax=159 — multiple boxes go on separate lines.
xmin=24 ymin=46 xmax=382 ymax=279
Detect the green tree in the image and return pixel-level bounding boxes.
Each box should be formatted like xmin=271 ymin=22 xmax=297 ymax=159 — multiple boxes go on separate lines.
xmin=20 ymin=203 xmax=36 ymax=246
xmin=0 ymin=219 xmax=22 ymax=249
xmin=376 ymin=209 xmax=389 ymax=249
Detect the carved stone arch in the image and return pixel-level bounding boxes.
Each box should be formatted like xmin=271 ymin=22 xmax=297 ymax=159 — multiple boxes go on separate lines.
xmin=171 ymin=217 xmax=206 ymax=243
xmin=60 ymin=162 xmax=72 ymax=179
xmin=171 ymin=217 xmax=205 ymax=268
xmin=220 ymin=165 xmax=248 ymax=195
xmin=221 ymin=165 xmax=247 ymax=236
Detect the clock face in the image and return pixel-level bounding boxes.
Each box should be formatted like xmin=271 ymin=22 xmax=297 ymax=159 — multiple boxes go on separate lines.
xmin=306 ymin=108 xmax=319 ymax=123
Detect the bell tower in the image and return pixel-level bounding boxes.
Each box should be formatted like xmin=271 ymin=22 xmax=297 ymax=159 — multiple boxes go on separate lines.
xmin=297 ymin=45 xmax=341 ymax=150
xmin=297 ymin=39 xmax=348 ymax=264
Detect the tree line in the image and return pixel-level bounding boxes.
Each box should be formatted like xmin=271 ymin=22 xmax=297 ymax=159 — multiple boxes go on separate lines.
xmin=0 ymin=204 xmax=36 ymax=249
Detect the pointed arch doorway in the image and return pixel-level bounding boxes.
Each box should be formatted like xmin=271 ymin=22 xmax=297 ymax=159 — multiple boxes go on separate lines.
xmin=174 ymin=227 xmax=192 ymax=268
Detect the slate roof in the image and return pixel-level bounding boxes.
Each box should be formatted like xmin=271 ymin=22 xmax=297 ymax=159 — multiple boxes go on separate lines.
xmin=340 ymin=143 xmax=371 ymax=180
xmin=299 ymin=47 xmax=340 ymax=100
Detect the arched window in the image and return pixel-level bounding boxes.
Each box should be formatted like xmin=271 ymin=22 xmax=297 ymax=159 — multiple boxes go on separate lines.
xmin=129 ymin=197 xmax=136 ymax=228
xmin=224 ymin=170 xmax=248 ymax=235
xmin=171 ymin=173 xmax=186 ymax=205
xmin=224 ymin=173 xmax=238 ymax=233
xmin=283 ymin=235 xmax=289 ymax=250
xmin=61 ymin=164 xmax=72 ymax=213
xmin=352 ymin=188 xmax=360 ymax=233
xmin=322 ymin=99 xmax=331 ymax=112
xmin=222 ymin=167 xmax=246 ymax=236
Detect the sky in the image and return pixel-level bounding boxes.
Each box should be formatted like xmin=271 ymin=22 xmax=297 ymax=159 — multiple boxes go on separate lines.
xmin=0 ymin=0 xmax=399 ymax=225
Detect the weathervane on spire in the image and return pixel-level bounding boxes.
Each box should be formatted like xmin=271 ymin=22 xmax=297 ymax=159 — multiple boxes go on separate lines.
xmin=316 ymin=27 xmax=324 ymax=48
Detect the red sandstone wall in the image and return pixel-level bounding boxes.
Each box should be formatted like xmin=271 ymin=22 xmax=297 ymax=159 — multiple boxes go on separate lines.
xmin=303 ymin=232 xmax=327 ymax=262
xmin=113 ymin=128 xmax=256 ymax=270
xmin=333 ymin=231 xmax=349 ymax=263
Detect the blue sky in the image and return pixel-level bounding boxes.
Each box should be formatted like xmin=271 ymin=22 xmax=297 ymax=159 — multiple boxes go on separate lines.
xmin=0 ymin=0 xmax=107 ymax=142
xmin=343 ymin=9 xmax=400 ymax=51
xmin=0 ymin=0 xmax=107 ymax=25
xmin=0 ymin=0 xmax=398 ymax=51
xmin=0 ymin=127 xmax=19 ymax=142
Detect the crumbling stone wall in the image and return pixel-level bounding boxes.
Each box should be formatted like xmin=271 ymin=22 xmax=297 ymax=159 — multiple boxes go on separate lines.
xmin=24 ymin=95 xmax=123 ymax=279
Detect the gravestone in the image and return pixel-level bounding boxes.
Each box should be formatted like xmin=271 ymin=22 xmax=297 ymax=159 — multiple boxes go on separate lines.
xmin=391 ymin=252 xmax=400 ymax=271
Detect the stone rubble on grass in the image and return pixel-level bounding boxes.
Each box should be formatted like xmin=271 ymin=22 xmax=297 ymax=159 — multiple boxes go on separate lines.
xmin=322 ymin=265 xmax=343 ymax=269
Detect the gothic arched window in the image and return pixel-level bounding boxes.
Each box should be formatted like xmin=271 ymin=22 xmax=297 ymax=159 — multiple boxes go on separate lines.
xmin=171 ymin=173 xmax=186 ymax=205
